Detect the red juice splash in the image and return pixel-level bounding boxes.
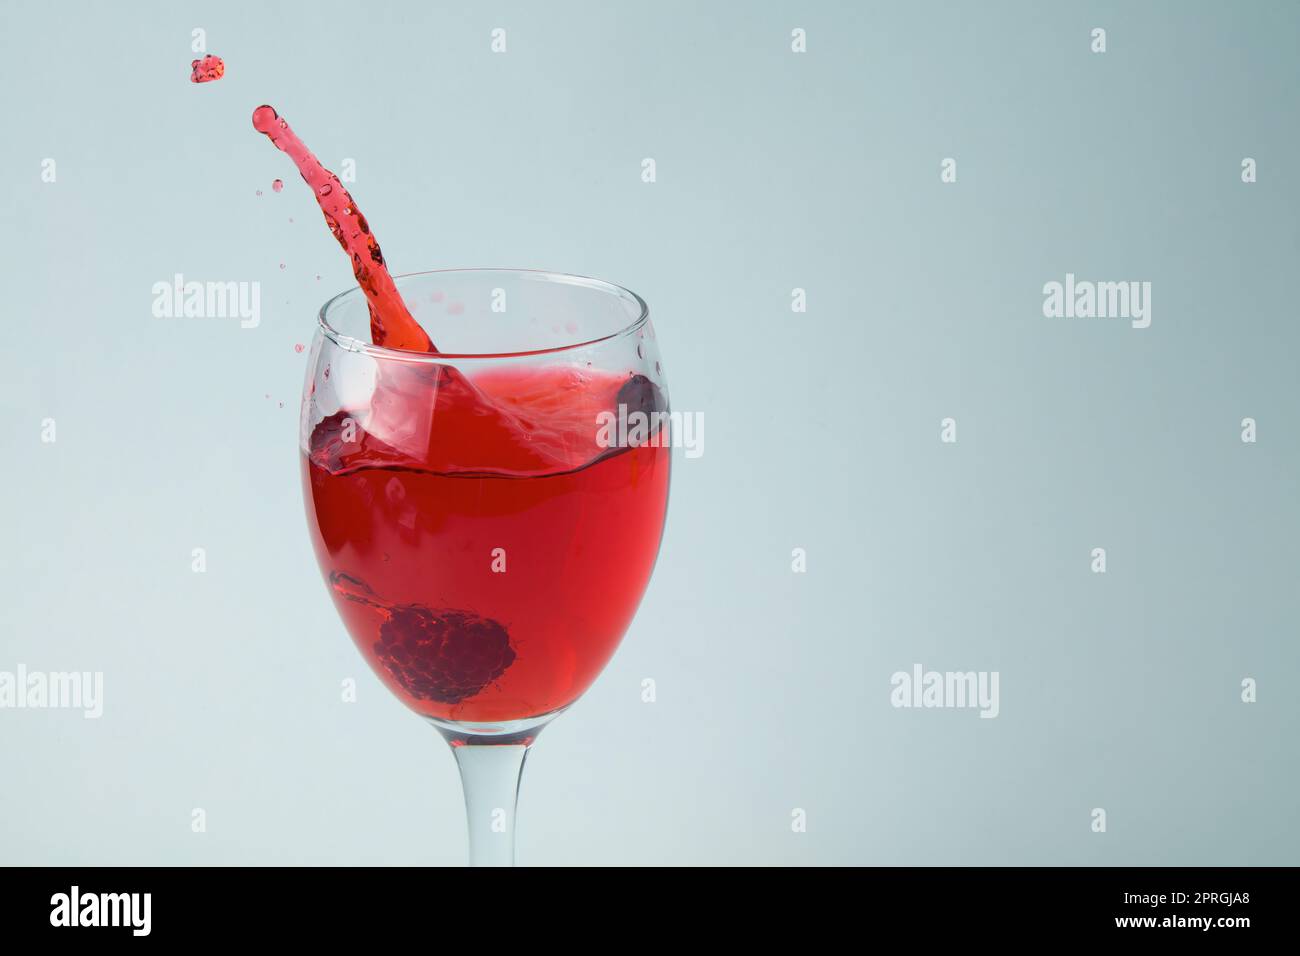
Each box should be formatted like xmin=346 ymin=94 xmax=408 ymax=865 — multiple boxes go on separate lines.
xmin=251 ymin=105 xmax=434 ymax=353
xmin=190 ymin=55 xmax=225 ymax=83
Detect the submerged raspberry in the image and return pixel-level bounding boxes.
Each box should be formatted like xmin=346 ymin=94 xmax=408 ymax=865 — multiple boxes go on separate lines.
xmin=308 ymin=406 xmax=425 ymax=475
xmin=309 ymin=410 xmax=366 ymax=473
xmin=616 ymin=373 xmax=668 ymax=445
xmin=617 ymin=373 xmax=666 ymax=420
xmin=373 ymin=605 xmax=515 ymax=704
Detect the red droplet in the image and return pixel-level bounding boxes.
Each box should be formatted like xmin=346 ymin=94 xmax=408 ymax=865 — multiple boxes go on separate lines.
xmin=294 ymin=343 xmax=305 ymax=353
xmin=251 ymin=105 xmax=278 ymax=132
xmin=272 ymin=179 xmax=284 ymax=193
xmin=190 ymin=55 xmax=225 ymax=84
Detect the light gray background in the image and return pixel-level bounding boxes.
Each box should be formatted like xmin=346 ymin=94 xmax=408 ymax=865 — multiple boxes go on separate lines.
xmin=1 ymin=0 xmax=1297 ymax=865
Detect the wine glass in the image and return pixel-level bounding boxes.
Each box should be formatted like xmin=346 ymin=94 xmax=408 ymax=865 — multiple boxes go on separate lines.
xmin=299 ymin=269 xmax=670 ymax=866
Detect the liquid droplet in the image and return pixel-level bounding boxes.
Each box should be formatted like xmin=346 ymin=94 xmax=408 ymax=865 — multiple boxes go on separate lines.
xmin=279 ymin=263 xmax=286 ymax=270
xmin=272 ymin=179 xmax=284 ymax=193
xmin=251 ymin=105 xmax=278 ymax=131
xmin=294 ymin=343 xmax=305 ymax=353
xmin=190 ymin=55 xmax=225 ymax=83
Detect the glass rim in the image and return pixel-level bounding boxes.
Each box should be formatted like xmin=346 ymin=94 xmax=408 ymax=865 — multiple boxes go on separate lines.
xmin=317 ymin=267 xmax=650 ymax=361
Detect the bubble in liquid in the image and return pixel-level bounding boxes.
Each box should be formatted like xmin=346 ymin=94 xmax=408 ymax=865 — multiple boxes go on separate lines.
xmin=280 ymin=263 xmax=286 ymax=270
xmin=272 ymin=179 xmax=284 ymax=193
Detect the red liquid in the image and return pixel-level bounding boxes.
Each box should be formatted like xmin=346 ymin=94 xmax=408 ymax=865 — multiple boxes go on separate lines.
xmin=251 ymin=105 xmax=434 ymax=353
xmin=256 ymin=102 xmax=668 ymax=722
xmin=303 ymin=365 xmax=670 ymax=722
xmin=190 ymin=55 xmax=224 ymax=83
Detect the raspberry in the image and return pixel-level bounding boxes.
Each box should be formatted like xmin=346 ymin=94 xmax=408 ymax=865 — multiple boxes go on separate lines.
xmin=617 ymin=373 xmax=666 ymax=420
xmin=190 ymin=54 xmax=225 ymax=84
xmin=372 ymin=605 xmax=515 ymax=704
xmin=307 ymin=408 xmax=410 ymax=474
xmin=309 ymin=410 xmax=361 ymax=473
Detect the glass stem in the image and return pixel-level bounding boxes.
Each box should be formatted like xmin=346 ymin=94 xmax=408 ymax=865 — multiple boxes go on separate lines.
xmin=448 ymin=740 xmax=531 ymax=867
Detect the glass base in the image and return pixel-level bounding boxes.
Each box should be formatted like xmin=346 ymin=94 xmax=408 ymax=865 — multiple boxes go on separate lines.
xmin=426 ymin=708 xmax=566 ymax=747
xmin=426 ymin=709 xmax=567 ymax=866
